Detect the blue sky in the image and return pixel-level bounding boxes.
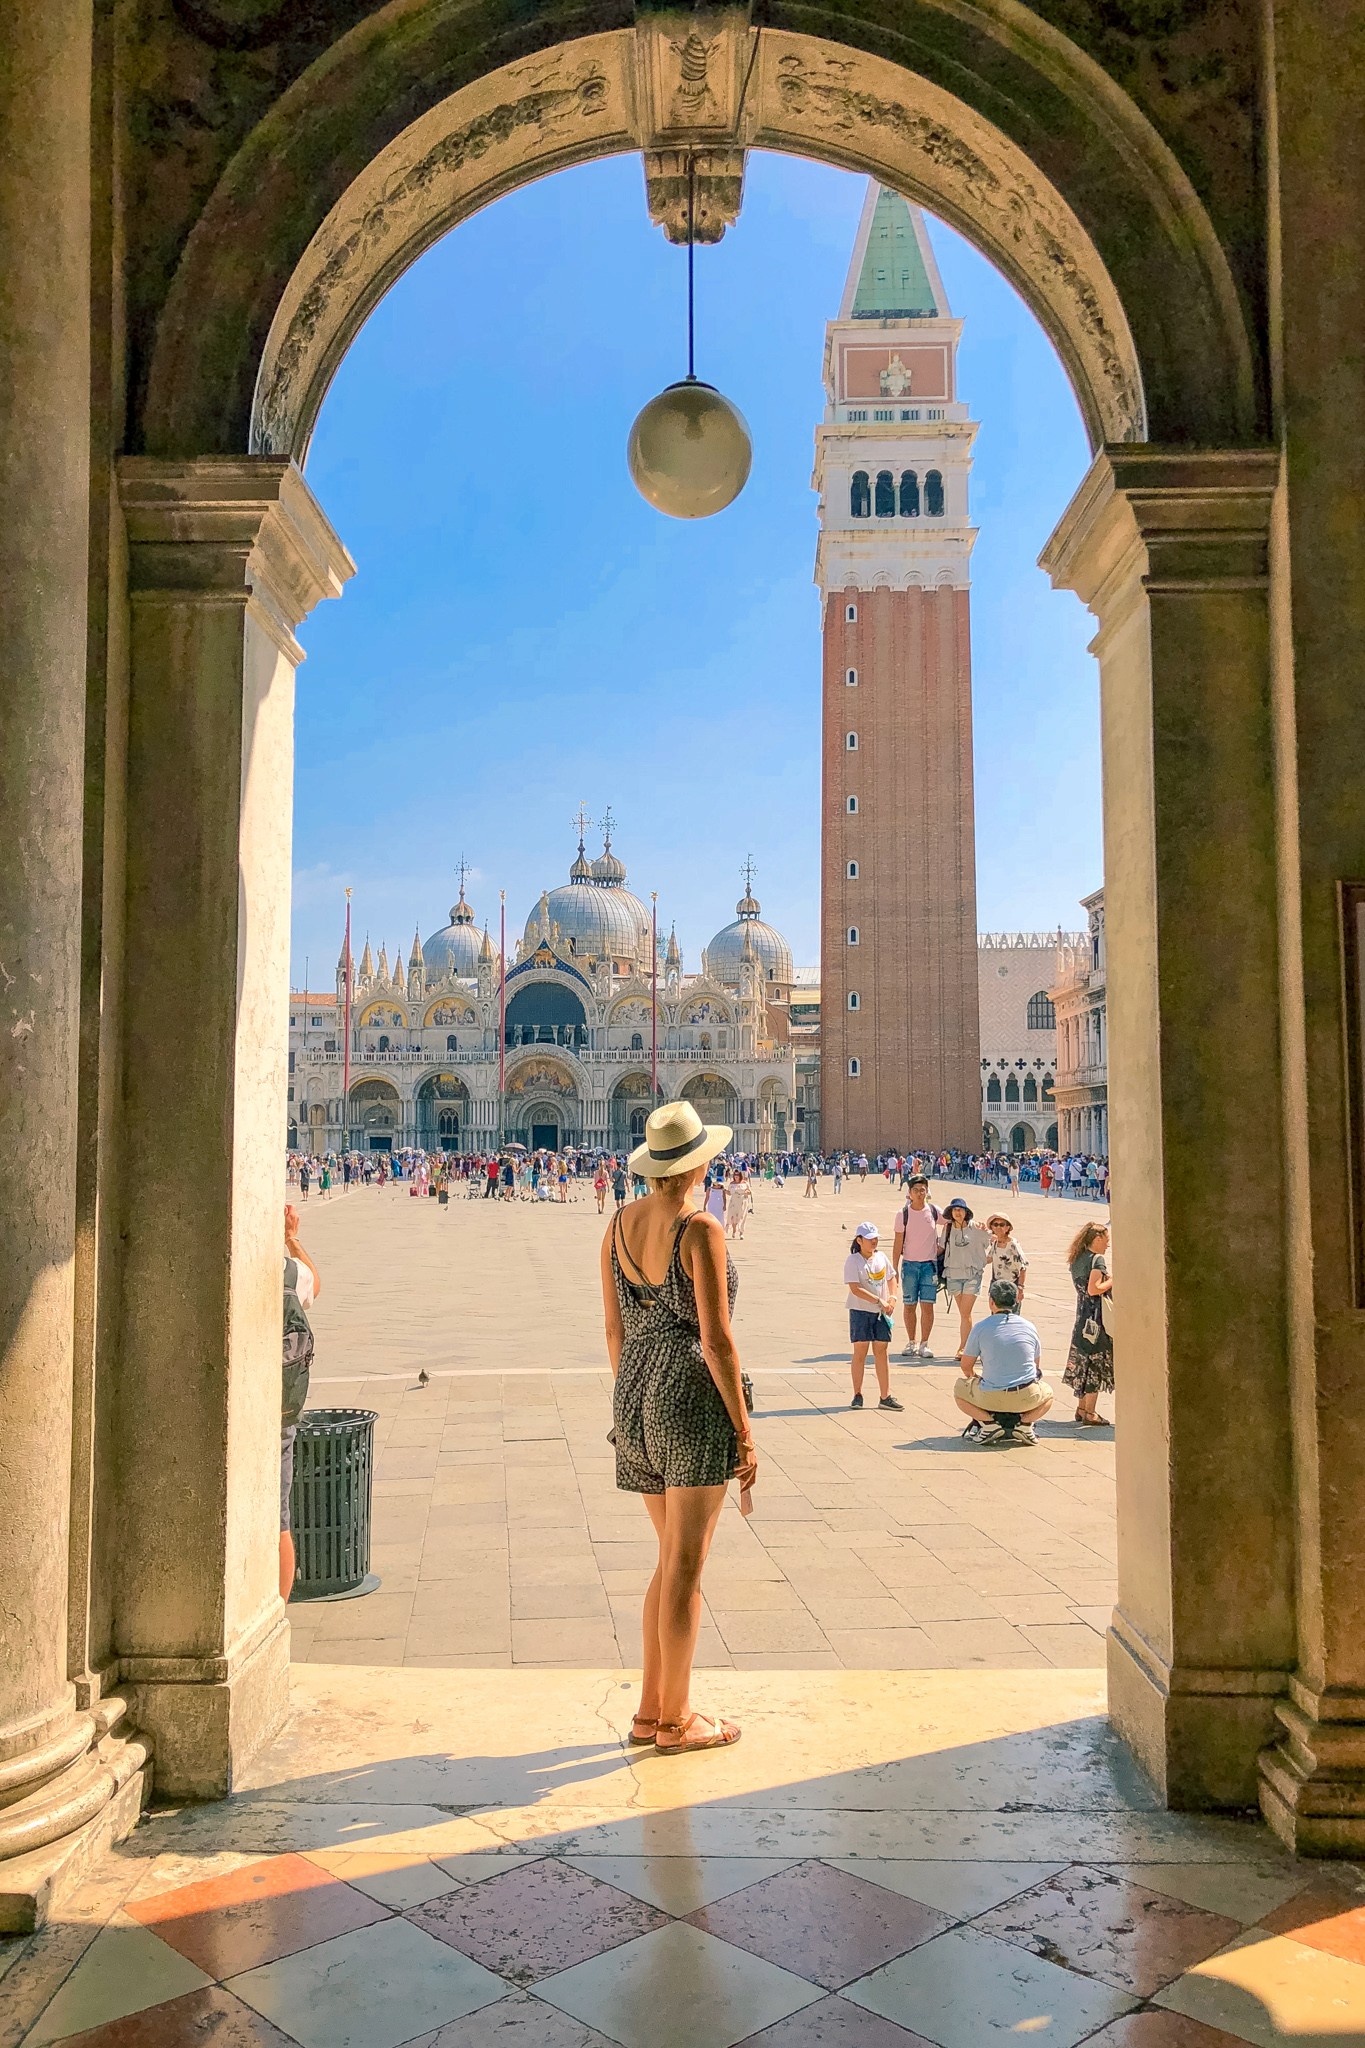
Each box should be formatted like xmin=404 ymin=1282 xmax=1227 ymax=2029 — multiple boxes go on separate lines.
xmin=294 ymin=150 xmax=1100 ymax=988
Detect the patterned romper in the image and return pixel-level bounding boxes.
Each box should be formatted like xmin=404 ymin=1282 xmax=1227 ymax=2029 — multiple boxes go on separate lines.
xmin=611 ymin=1212 xmax=739 ymax=1494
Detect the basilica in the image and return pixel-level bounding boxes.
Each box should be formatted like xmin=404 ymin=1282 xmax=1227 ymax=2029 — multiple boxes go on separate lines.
xmin=288 ymin=828 xmax=801 ymax=1157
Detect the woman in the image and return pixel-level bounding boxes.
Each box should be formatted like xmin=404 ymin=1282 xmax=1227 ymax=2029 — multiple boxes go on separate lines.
xmin=985 ymin=1214 xmax=1028 ymax=1304
xmin=704 ymin=1172 xmax=727 ymax=1226
xmin=601 ymin=1101 xmax=757 ymax=1754
xmin=725 ymin=1169 xmax=752 ymax=1240
xmin=1065 ymin=1219 xmax=1114 ymax=1424
xmin=938 ymin=1198 xmax=990 ymax=1359
xmin=593 ymin=1163 xmax=608 ymax=1214
xmin=844 ymin=1224 xmax=903 ymax=1411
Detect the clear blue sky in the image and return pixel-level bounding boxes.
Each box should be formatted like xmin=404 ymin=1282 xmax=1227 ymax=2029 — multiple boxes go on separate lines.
xmin=294 ymin=150 xmax=1100 ymax=989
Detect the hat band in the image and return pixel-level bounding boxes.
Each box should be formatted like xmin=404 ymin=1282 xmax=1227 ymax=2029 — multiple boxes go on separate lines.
xmin=648 ymin=1128 xmax=710 ymax=1164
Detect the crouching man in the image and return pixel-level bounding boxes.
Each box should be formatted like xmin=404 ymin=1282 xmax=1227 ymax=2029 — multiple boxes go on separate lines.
xmin=953 ymin=1279 xmax=1052 ymax=1445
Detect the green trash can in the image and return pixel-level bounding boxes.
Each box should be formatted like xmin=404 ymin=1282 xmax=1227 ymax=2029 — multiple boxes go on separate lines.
xmin=289 ymin=1407 xmax=379 ymax=1601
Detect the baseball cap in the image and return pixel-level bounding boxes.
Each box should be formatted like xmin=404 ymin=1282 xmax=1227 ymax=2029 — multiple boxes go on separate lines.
xmin=855 ymin=1221 xmax=879 ymax=1238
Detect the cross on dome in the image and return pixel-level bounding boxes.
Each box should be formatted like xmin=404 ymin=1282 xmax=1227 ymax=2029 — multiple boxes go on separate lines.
xmin=737 ymin=855 xmax=761 ymax=918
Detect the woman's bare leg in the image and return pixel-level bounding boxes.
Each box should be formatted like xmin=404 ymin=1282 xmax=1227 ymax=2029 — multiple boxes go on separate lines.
xmin=872 ymin=1342 xmax=891 ymax=1398
xmin=955 ymin=1294 xmax=974 ymax=1357
xmin=656 ymin=1484 xmax=727 ymax=1728
xmin=636 ymin=1493 xmax=668 ymax=1724
xmin=850 ymin=1340 xmax=869 ymax=1397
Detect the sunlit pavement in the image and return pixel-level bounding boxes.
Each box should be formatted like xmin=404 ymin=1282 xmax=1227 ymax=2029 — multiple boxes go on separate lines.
xmin=8 ymin=1663 xmax=1362 ymax=2046
xmin=288 ymin=1175 xmax=1116 ymax=1671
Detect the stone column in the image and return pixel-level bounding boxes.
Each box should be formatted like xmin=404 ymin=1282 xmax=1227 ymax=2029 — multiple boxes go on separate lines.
xmin=1256 ymin=0 xmax=1365 ymax=1851
xmin=0 ymin=0 xmax=147 ymax=1935
xmin=1044 ymin=449 xmax=1291 ymax=1809
xmin=114 ymin=459 xmax=352 ymax=1796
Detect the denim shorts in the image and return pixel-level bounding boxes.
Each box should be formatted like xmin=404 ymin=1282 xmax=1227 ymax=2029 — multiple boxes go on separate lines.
xmin=900 ymin=1258 xmax=939 ymax=1304
xmin=850 ymin=1309 xmax=893 ymax=1345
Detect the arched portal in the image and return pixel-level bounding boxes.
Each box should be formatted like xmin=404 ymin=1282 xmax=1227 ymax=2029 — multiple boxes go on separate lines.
xmin=349 ymin=1077 xmax=401 ymax=1150
xmin=416 ymin=1072 xmax=470 ymax=1152
xmin=104 ymin=0 xmax=1313 ymax=1845
xmin=505 ymin=980 xmax=587 ymax=1050
xmin=610 ymin=1072 xmax=655 ymax=1153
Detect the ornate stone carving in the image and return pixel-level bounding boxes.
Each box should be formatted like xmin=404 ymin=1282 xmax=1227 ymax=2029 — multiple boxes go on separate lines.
xmin=642 ymin=146 xmax=745 ymax=243
xmin=759 ymin=36 xmax=1145 ymax=443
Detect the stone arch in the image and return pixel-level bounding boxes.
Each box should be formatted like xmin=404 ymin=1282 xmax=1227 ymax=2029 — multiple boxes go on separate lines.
xmin=348 ymin=1075 xmax=401 ymax=1146
xmin=140 ymin=11 xmax=1259 ymax=466
xmin=610 ymin=1070 xmax=655 ymax=1150
xmin=416 ymin=1071 xmax=470 ymax=1150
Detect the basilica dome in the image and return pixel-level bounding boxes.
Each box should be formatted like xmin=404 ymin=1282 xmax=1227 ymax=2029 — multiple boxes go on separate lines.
xmin=705 ymin=875 xmax=794 ymax=990
xmin=524 ymin=833 xmax=652 ymax=963
xmin=422 ymin=887 xmax=482 ymax=980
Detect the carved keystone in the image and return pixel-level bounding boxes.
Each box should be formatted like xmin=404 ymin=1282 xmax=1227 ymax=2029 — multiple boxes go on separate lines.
xmin=630 ymin=7 xmax=755 ymax=241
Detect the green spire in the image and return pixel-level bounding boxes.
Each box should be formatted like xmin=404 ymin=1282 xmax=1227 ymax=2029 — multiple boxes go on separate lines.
xmin=850 ymin=188 xmax=938 ymax=319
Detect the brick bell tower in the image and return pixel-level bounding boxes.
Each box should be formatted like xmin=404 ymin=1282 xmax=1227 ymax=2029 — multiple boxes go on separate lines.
xmin=814 ymin=184 xmax=982 ymax=1155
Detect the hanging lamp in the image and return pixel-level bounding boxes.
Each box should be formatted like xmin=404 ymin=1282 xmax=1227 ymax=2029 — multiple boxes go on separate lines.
xmin=628 ymin=154 xmax=752 ymax=519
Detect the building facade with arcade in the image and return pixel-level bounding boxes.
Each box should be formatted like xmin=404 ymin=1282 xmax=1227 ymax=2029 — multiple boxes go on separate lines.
xmin=289 ymin=835 xmax=798 ymax=1157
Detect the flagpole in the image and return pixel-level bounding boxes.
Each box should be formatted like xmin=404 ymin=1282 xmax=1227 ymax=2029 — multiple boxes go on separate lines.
xmin=650 ymin=891 xmax=659 ymax=1104
xmin=342 ymin=889 xmax=353 ymax=1149
xmin=498 ymin=890 xmax=507 ymax=1148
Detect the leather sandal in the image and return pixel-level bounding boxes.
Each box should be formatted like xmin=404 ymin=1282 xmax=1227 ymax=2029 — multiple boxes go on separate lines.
xmin=628 ymin=1715 xmax=659 ymax=1745
xmin=655 ymin=1712 xmax=741 ymax=1754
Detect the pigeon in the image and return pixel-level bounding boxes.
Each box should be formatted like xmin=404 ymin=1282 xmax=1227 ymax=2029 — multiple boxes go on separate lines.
xmin=417 ymin=1368 xmax=429 ymax=1387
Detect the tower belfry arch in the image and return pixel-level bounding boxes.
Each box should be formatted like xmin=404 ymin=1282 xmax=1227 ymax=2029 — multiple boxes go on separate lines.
xmin=13 ymin=0 xmax=1365 ymax=1936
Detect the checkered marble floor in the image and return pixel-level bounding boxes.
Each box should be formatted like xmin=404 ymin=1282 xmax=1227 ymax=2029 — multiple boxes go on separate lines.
xmin=4 ymin=1666 xmax=1364 ymax=2048
xmin=9 ymin=1838 xmax=1365 ymax=2047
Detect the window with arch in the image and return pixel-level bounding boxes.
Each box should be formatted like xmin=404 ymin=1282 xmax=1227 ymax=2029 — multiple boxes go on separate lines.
xmin=1042 ymin=1074 xmax=1055 ymax=1101
xmin=846 ymin=667 xmax=858 ymax=687
xmin=630 ymin=1032 xmax=643 ymax=1051
xmin=845 ymin=602 xmax=857 ymax=622
xmin=1023 ymin=1075 xmax=1038 ymax=1104
xmin=1026 ymin=990 xmax=1056 ymax=1030
xmin=848 ymin=1057 xmax=861 ymax=1077
xmin=1005 ymin=1074 xmax=1020 ymax=1103
xmin=378 ymin=1034 xmax=390 ymax=1053
xmin=848 ymin=991 xmax=860 ymax=1010
xmin=874 ymin=470 xmax=895 ymax=517
xmin=846 ymin=731 xmax=858 ymax=750
xmin=847 ymin=795 xmax=859 ymax=813
xmin=850 ymin=471 xmax=871 ymax=518
xmin=899 ymin=469 xmax=920 ymax=517
xmin=986 ymin=1074 xmax=1002 ymax=1104
xmin=924 ymin=469 xmax=945 ymax=517
xmin=446 ymin=1032 xmax=457 ymax=1051
xmin=847 ymin=860 xmax=859 ymax=879
xmin=847 ymin=926 xmax=859 ymax=945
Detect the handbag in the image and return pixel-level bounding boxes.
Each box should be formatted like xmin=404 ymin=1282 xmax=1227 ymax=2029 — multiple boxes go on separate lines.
xmin=1081 ymin=1264 xmax=1105 ymax=1346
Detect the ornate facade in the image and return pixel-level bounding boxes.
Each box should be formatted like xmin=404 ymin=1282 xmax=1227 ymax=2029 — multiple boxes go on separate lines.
xmin=977 ymin=932 xmax=1080 ymax=1154
xmin=1051 ymin=889 xmax=1108 ymax=1154
xmin=289 ymin=834 xmax=798 ymax=1155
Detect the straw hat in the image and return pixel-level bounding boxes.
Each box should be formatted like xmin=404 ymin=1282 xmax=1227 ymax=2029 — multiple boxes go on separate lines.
xmin=628 ymin=1099 xmax=732 ymax=1178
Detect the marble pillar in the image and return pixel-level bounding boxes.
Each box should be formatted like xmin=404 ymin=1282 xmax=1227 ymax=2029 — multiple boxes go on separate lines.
xmin=0 ymin=0 xmax=147 ymax=1934
xmin=1256 ymin=0 xmax=1365 ymax=1851
xmin=1044 ymin=449 xmax=1291 ymax=1810
xmin=114 ymin=459 xmax=352 ymax=1797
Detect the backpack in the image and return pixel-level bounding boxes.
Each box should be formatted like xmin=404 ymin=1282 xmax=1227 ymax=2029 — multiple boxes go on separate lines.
xmin=282 ymin=1256 xmax=315 ymax=1426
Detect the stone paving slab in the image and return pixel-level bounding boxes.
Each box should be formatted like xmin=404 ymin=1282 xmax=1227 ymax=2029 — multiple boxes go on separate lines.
xmin=289 ymin=1176 xmax=1115 ymax=1669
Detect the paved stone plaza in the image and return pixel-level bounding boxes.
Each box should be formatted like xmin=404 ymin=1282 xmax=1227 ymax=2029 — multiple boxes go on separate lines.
xmin=289 ymin=1176 xmax=1115 ymax=1672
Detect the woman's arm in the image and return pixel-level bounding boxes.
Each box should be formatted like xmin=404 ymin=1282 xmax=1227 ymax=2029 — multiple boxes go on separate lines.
xmin=686 ymin=1214 xmax=758 ymax=1487
xmin=600 ymin=1227 xmax=625 ymax=1377
xmin=1087 ymin=1258 xmax=1112 ymax=1298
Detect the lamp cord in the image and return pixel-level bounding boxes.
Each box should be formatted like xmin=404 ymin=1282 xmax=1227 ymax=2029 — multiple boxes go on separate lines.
xmin=687 ymin=152 xmax=696 ymax=380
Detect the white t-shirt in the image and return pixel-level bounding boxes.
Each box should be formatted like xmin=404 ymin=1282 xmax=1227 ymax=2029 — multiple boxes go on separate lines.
xmin=844 ymin=1249 xmax=892 ymax=1312
xmin=288 ymin=1254 xmax=315 ymax=1310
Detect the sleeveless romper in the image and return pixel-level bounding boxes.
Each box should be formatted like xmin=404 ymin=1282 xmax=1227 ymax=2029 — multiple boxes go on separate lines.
xmin=610 ymin=1212 xmax=739 ymax=1494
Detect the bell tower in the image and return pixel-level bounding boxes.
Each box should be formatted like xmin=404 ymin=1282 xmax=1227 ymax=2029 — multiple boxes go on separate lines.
xmin=813 ymin=184 xmax=982 ymax=1153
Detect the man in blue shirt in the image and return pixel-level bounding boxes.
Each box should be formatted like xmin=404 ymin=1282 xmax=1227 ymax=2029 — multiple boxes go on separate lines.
xmin=953 ymin=1280 xmax=1054 ymax=1444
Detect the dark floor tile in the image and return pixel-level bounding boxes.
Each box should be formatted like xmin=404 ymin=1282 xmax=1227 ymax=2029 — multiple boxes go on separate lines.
xmin=688 ymin=1860 xmax=951 ymax=1992
xmin=1081 ymin=2013 xmax=1247 ymax=2046
xmin=1256 ymin=1876 xmax=1365 ymax=1966
xmin=39 ymin=1984 xmax=300 ymax=2047
xmin=126 ymin=1852 xmax=390 ymax=1977
xmin=734 ymin=1995 xmax=937 ymax=2045
xmin=975 ymin=1865 xmax=1241 ymax=1999
xmin=407 ymin=1858 xmax=666 ymax=1985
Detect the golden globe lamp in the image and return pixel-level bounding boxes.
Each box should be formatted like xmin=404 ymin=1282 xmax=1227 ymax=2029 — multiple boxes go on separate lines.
xmin=628 ymin=376 xmax=752 ymax=520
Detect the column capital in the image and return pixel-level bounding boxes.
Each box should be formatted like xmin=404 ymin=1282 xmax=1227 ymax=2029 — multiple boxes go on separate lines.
xmin=118 ymin=456 xmax=354 ymax=656
xmin=1041 ymin=447 xmax=1279 ymax=615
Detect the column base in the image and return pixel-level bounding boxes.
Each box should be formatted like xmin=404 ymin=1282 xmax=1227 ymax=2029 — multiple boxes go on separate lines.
xmin=0 ymin=1699 xmax=151 ymax=1934
xmin=123 ymin=1608 xmax=290 ymax=1800
xmin=1259 ymin=1686 xmax=1365 ymax=1855
xmin=1108 ymin=1612 xmax=1286 ymax=1809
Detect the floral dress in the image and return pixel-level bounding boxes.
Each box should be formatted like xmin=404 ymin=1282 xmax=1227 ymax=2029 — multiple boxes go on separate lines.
xmin=610 ymin=1213 xmax=739 ymax=1494
xmin=1065 ymin=1251 xmax=1114 ymax=1395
